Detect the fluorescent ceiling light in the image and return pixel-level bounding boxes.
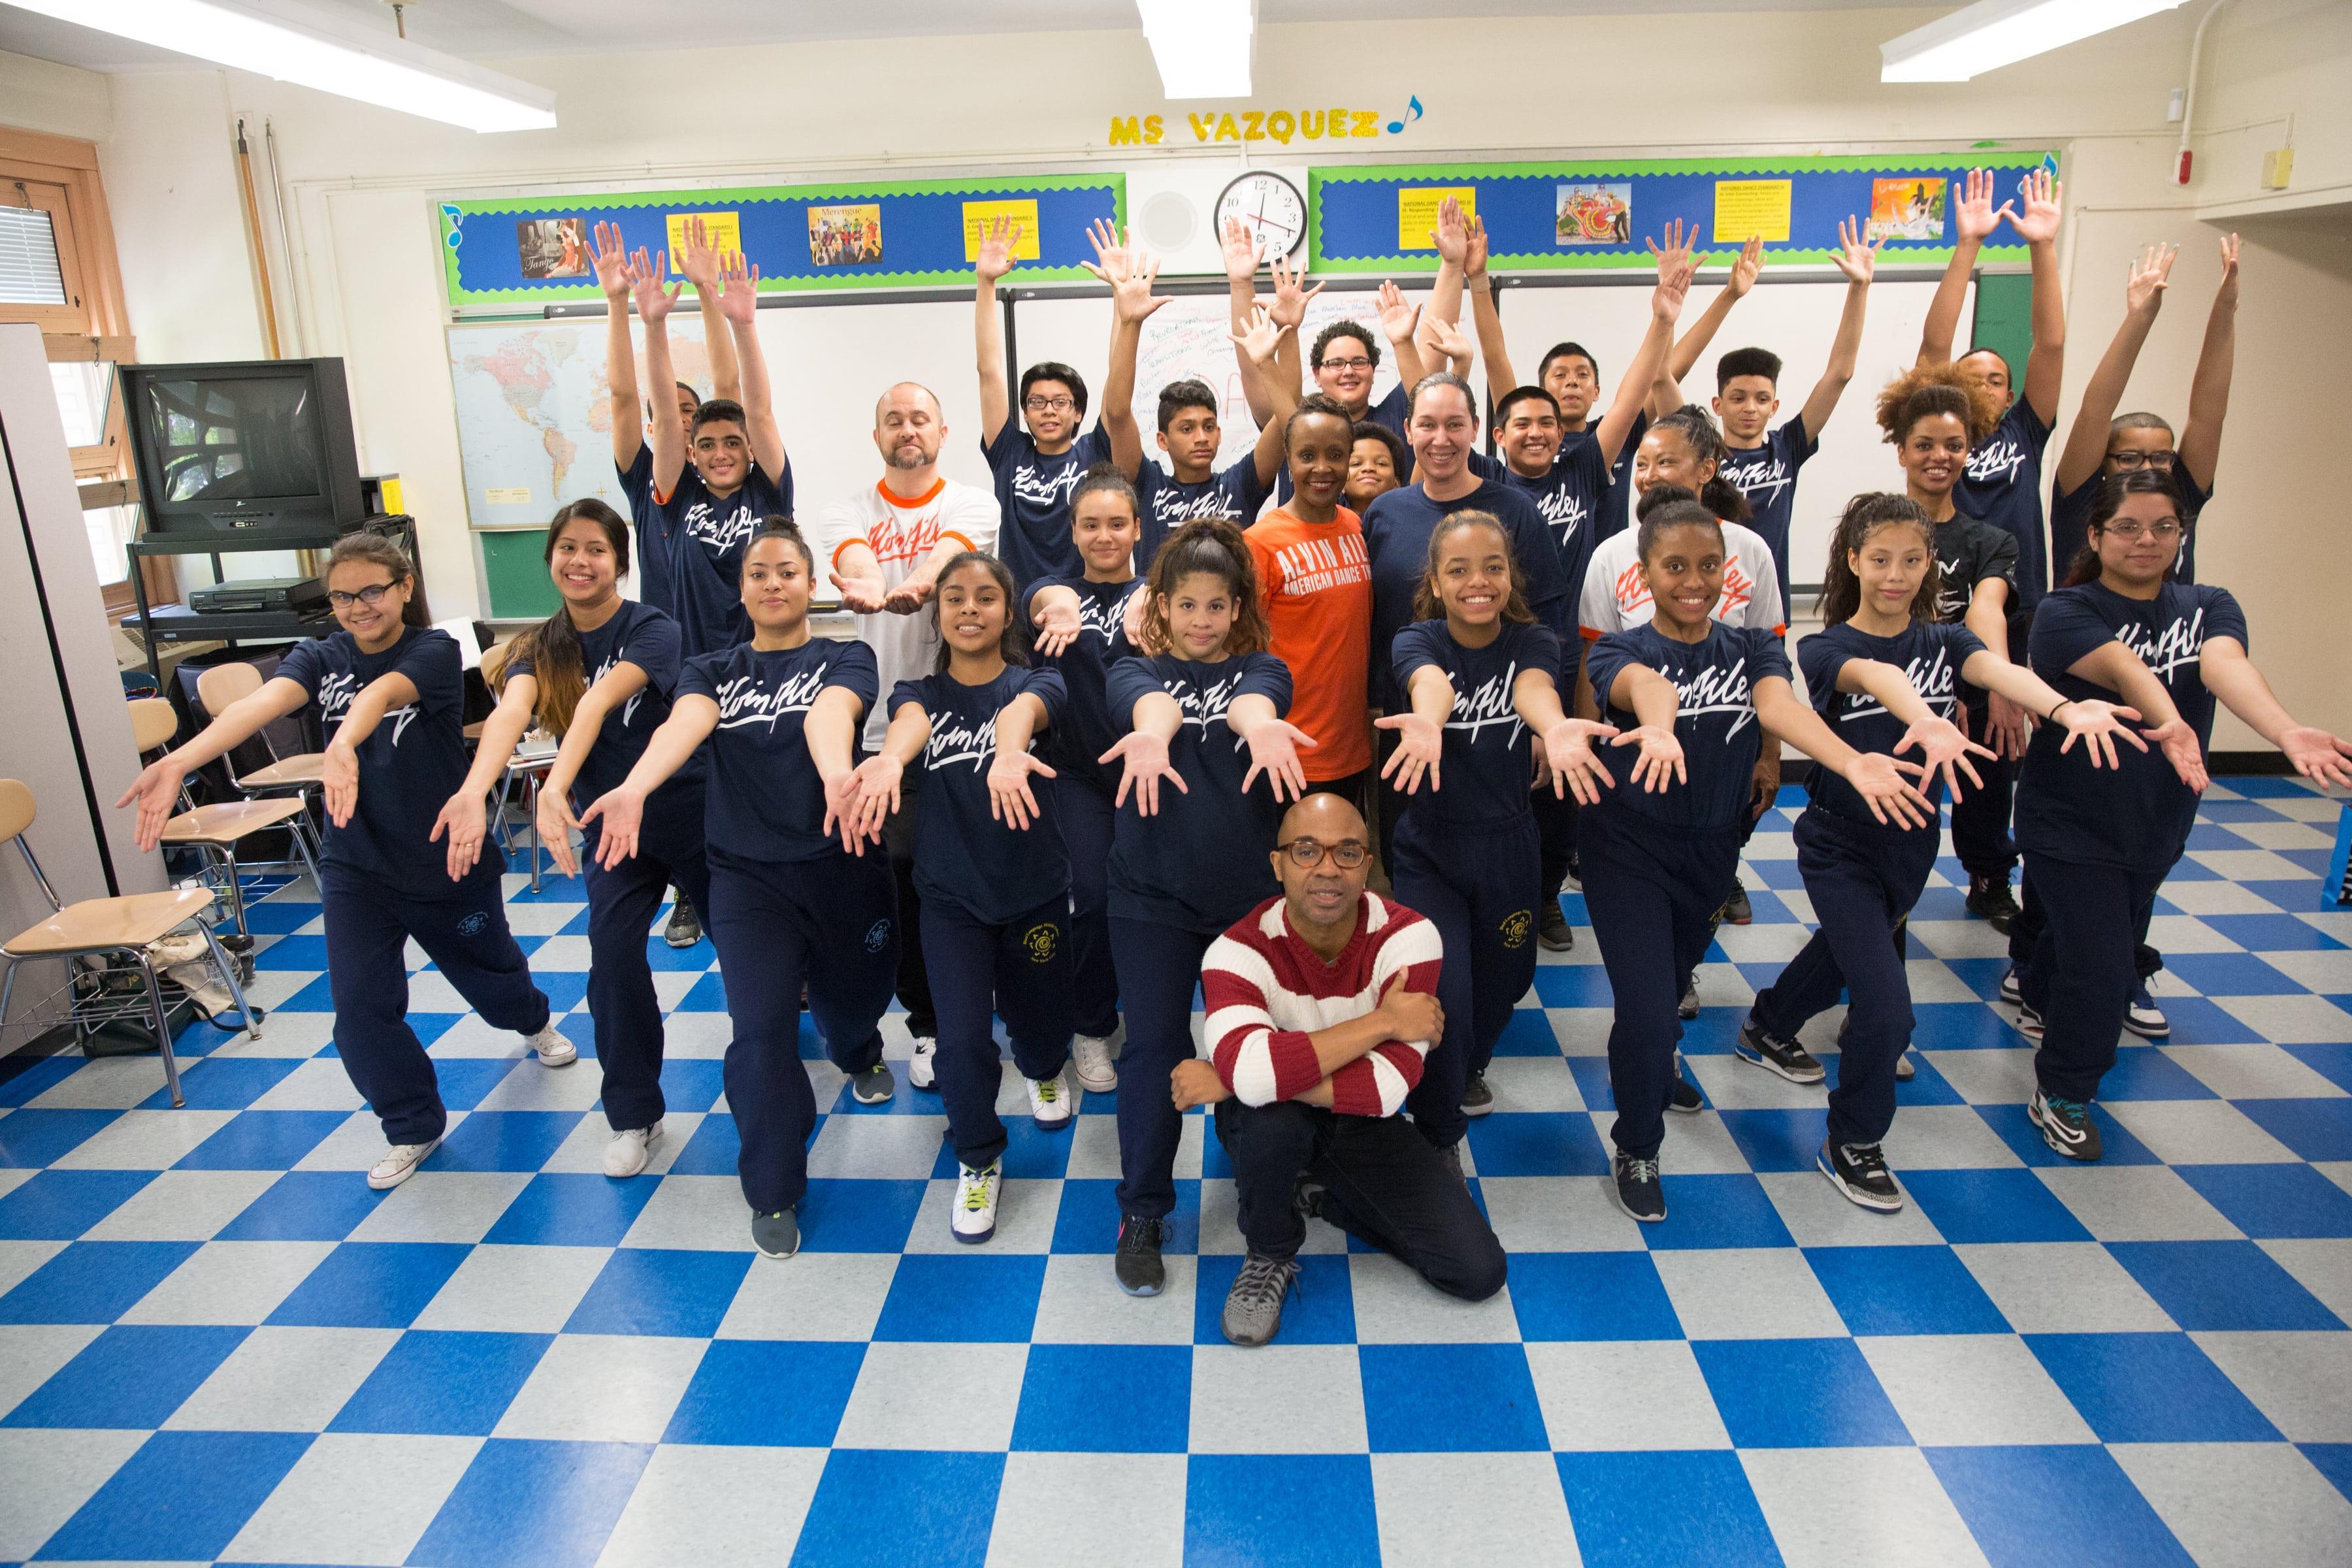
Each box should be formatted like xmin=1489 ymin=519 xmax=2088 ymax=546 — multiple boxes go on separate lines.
xmin=1137 ymin=0 xmax=1253 ymax=99
xmin=1 ymin=0 xmax=557 ymax=131
xmin=1881 ymin=0 xmax=2189 ymax=82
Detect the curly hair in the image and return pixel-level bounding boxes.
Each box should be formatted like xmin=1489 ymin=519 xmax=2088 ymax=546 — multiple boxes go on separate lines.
xmin=1875 ymin=361 xmax=2004 ymax=447
xmin=1139 ymin=516 xmax=1271 ymax=659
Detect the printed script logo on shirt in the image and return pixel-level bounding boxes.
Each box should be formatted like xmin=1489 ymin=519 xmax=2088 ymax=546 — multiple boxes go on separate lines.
xmin=591 ymin=652 xmax=645 ymax=728
xmin=1080 ymin=584 xmax=1143 ymax=640
xmin=318 ymin=672 xmax=420 ymax=745
xmin=1533 ymin=488 xmax=1591 ymax=549
xmin=2115 ymin=606 xmax=2206 ymax=682
xmin=1674 ymin=657 xmax=1757 ymax=737
xmin=1448 ymin=661 xmax=1524 ymax=745
xmin=922 ymin=707 xmax=1001 ymax=774
xmin=1151 ymin=485 xmax=1247 ymax=530
xmin=1966 ymin=436 xmax=2027 ymax=485
xmin=1721 ymin=452 xmax=1793 ymax=510
xmin=868 ymin=509 xmax=950 ymax=568
xmin=1167 ymin=669 xmax=1247 ymax=747
xmin=681 ymin=498 xmax=760 ymax=553
xmin=1011 ymin=463 xmax=1085 ymax=510
xmin=1613 ymin=559 xmax=1756 ymax=623
xmin=714 ymin=664 xmax=829 ymax=730
xmin=1840 ymin=647 xmax=1957 ymax=723
xmin=1272 ymin=532 xmax=1371 ymax=598
xmin=1935 ymin=556 xmax=1975 ymax=622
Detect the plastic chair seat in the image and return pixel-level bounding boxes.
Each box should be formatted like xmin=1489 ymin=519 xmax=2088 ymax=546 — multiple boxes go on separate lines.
xmin=241 ymin=754 xmax=326 ymax=789
xmin=4 ymin=888 xmax=216 ymax=956
xmin=161 ymin=798 xmax=308 ymax=846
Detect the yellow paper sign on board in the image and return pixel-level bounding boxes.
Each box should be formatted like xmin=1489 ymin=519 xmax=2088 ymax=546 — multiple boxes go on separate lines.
xmin=1712 ymin=181 xmax=1791 ymax=244
xmin=1397 ymin=187 xmax=1475 ymax=251
xmin=665 ymin=212 xmax=742 ymax=267
xmin=962 ymin=200 xmax=1043 ymax=261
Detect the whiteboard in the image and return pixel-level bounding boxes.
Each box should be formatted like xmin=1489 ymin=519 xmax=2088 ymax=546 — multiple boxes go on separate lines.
xmin=1493 ymin=274 xmax=1968 ymax=595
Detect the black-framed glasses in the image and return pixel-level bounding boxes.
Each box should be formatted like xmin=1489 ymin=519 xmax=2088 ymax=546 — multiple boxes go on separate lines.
xmin=2102 ymin=519 xmax=2184 ymax=542
xmin=1024 ymin=395 xmax=1075 ymax=413
xmin=1282 ymin=837 xmax=1369 ymax=870
xmin=2110 ymin=449 xmax=2176 ymax=470
xmin=1318 ymin=355 xmax=1373 ymax=372
xmin=325 ymin=583 xmax=395 ymax=608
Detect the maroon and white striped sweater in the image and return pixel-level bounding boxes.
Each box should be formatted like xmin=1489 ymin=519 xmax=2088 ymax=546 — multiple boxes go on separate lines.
xmin=1201 ymin=892 xmax=1444 ymax=1118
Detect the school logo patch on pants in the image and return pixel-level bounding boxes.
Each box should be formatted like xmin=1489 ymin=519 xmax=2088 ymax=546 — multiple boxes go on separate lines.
xmin=455 ymin=910 xmax=491 ymax=938
xmin=864 ymin=919 xmax=892 ymax=954
xmin=1021 ymin=922 xmax=1061 ymax=964
xmin=1499 ymin=909 xmax=1533 ymax=949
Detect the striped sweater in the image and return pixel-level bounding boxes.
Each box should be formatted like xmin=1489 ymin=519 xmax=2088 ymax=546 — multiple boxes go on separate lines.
xmin=1200 ymin=892 xmax=1445 ymax=1119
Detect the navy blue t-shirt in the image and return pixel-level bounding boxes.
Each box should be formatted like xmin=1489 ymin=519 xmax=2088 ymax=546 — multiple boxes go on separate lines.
xmin=1392 ymin=619 xmax=1563 ymax=830
xmin=889 ymin=665 xmax=1070 ymax=924
xmin=1135 ymin=455 xmax=1271 ymax=572
xmin=1103 ymin=651 xmax=1294 ymax=934
xmin=677 ymin=638 xmax=875 ymax=864
xmin=1467 ymin=440 xmax=1610 ymax=617
xmin=2017 ymin=580 xmax=2246 ymax=872
xmin=1362 ymin=480 xmax=1571 ymax=710
xmin=1798 ymin=619 xmax=1987 ymax=828
xmin=278 ymin=627 xmax=480 ymax=895
xmin=1719 ymin=416 xmax=1818 ymax=610
xmin=652 ymin=460 xmax=791 ymax=659
xmin=983 ymin=422 xmax=1115 ymax=591
xmin=1958 ymin=400 xmax=2052 ymax=604
xmin=1570 ymin=410 xmax=1647 ymax=541
xmin=616 ymin=445 xmax=672 ymax=618
xmin=2050 ymin=463 xmax=2212 ymax=587
xmin=502 ymin=599 xmax=700 ymax=812
xmin=1023 ymin=575 xmax=1142 ymax=798
xmin=1585 ymin=622 xmax=1792 ymax=833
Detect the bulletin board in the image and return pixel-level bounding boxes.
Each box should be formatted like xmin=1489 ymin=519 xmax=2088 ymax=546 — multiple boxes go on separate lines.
xmin=1309 ymin=151 xmax=2057 ymax=274
xmin=436 ymin=174 xmax=1126 ymax=306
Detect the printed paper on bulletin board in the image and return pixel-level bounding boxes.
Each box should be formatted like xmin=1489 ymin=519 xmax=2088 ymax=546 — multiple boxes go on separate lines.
xmin=1712 ymin=180 xmax=1791 ymax=244
xmin=961 ymin=200 xmax=1043 ymax=262
xmin=1396 ymin=186 xmax=1475 ymax=251
xmin=664 ymin=211 xmax=742 ymax=265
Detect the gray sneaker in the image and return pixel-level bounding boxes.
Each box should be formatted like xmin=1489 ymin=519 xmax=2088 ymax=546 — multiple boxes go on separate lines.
xmin=851 ymin=1062 xmax=896 ymax=1105
xmin=751 ymin=1207 xmax=800 ymax=1258
xmin=1220 ymin=1251 xmax=1301 ymax=1347
xmin=1461 ymin=1071 xmax=1494 ymax=1117
xmin=1437 ymin=1139 xmax=1467 ymax=1183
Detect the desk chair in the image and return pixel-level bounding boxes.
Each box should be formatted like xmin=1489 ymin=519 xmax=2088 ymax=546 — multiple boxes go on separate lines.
xmin=192 ymin=662 xmax=327 ymax=885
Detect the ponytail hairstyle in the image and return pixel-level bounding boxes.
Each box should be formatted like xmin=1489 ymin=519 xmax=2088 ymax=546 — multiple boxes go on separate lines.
xmin=2061 ymin=470 xmax=2187 ymax=589
xmin=1414 ymin=508 xmax=1533 ymax=624
xmin=1874 ymin=361 xmax=2004 ymax=448
xmin=1141 ymin=515 xmax=1270 ymax=657
xmin=1070 ymin=461 xmax=1140 ymax=526
xmin=1648 ymin=404 xmax=1752 ymax=523
xmin=1635 ymin=493 xmax=1726 ymax=567
xmin=745 ymin=515 xmax=813 ymax=575
xmin=325 ymin=531 xmax=432 ymax=629
xmin=493 ymin=498 xmax=631 ymax=737
xmin=1818 ymin=493 xmax=1939 ymax=628
xmin=930 ymin=550 xmax=1032 ymax=674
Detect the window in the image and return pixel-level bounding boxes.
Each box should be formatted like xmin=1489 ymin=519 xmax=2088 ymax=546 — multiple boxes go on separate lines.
xmin=0 ymin=203 xmax=69 ymax=308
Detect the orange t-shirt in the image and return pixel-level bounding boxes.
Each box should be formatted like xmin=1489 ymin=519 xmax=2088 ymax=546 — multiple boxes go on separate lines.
xmin=1245 ymin=506 xmax=1373 ymax=781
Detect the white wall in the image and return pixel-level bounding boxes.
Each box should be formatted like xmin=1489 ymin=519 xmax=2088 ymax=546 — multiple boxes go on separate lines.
xmin=6 ymin=0 xmax=2349 ymax=738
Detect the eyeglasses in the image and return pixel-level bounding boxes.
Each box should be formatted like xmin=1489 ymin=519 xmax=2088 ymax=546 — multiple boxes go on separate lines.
xmin=1024 ymin=395 xmax=1075 ymax=414
xmin=1318 ymin=356 xmax=1373 ymax=372
xmin=2102 ymin=519 xmax=2184 ymax=542
xmin=2110 ymin=449 xmax=2176 ymax=470
xmin=1282 ymin=838 xmax=1369 ymax=870
xmin=325 ymin=583 xmax=396 ymax=608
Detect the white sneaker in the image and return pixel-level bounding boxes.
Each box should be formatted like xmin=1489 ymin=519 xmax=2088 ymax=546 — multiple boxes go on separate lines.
xmin=604 ymin=1120 xmax=662 ymax=1178
xmin=1071 ymin=1032 xmax=1119 ymax=1092
xmin=368 ymin=1135 xmax=441 ymax=1189
xmin=528 ymin=1022 xmax=577 ymax=1067
xmin=907 ymin=1036 xmax=938 ymax=1089
xmin=1027 ymin=1071 xmax=1073 ymax=1129
xmin=953 ymin=1161 xmax=1001 ymax=1243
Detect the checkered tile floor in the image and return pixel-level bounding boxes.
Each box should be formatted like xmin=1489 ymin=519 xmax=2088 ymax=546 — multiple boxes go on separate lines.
xmin=2 ymin=780 xmax=2349 ymax=1567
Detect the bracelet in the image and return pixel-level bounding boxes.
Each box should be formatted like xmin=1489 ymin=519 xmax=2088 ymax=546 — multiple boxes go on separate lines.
xmin=2046 ymin=699 xmax=2071 ymax=723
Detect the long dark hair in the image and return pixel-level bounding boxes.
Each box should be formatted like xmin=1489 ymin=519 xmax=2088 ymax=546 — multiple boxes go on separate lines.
xmin=1141 ymin=515 xmax=1270 ymax=657
xmin=326 ymin=531 xmax=431 ymax=629
xmin=493 ymin=499 xmax=630 ymax=737
xmin=1819 ymin=493 xmax=1938 ymax=627
xmin=930 ymin=550 xmax=1032 ymax=674
xmin=2061 ymin=470 xmax=2187 ymax=588
xmin=1414 ymin=509 xmax=1533 ymax=624
xmin=1646 ymin=406 xmax=1752 ymax=523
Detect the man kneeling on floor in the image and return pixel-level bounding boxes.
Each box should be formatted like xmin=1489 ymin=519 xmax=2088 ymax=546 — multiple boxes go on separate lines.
xmin=1174 ymin=792 xmax=1508 ymax=1347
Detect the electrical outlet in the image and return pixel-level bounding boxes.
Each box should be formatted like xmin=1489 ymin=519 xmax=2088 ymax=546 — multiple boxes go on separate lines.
xmin=2166 ymin=87 xmax=2185 ymax=122
xmin=2261 ymin=148 xmax=2295 ymax=190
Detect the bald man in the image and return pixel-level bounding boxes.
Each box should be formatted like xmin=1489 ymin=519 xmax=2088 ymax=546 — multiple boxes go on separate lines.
xmin=810 ymin=384 xmax=1003 ymax=1081
xmin=1182 ymin=793 xmax=1505 ymax=1346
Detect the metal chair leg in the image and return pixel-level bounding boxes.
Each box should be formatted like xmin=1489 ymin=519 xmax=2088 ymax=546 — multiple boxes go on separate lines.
xmin=527 ymin=771 xmax=543 ymax=894
xmin=196 ymin=919 xmax=263 ymax=1041
xmin=0 ymin=957 xmax=16 ymax=1039
xmin=216 ymin=844 xmax=252 ymax=940
xmin=135 ymin=951 xmax=184 ymax=1108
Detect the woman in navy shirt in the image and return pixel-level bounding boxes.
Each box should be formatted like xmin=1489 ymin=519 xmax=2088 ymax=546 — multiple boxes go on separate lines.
xmin=1380 ymin=511 xmax=1616 ymax=1160
xmin=1581 ymin=498 xmax=1934 ymax=1223
xmin=1744 ymin=495 xmax=2136 ymax=1211
xmin=433 ymin=500 xmax=705 ymax=1181
xmin=122 ymin=534 xmax=562 ymax=1192
xmin=580 ymin=523 xmax=897 ymax=1260
xmin=2014 ymin=471 xmax=2351 ymax=1162
xmin=1098 ymin=517 xmax=1307 ymax=1298
xmin=1024 ymin=465 xmax=1147 ymax=1098
xmin=849 ymin=553 xmax=1073 ymax=1245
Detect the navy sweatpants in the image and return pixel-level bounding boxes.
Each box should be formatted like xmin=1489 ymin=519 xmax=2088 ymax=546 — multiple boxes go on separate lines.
xmin=1579 ymin=804 xmax=1740 ymax=1160
xmin=1750 ymin=810 xmax=1936 ymax=1147
xmin=582 ymin=790 xmax=712 ymax=1133
xmin=2009 ymin=870 xmax=2162 ymax=987
xmin=1536 ymin=788 xmax=1578 ymax=900
xmin=1950 ymin=700 xmax=2017 ymax=881
xmin=704 ymin=847 xmax=897 ymax=1215
xmin=1055 ymin=778 xmax=1120 ymax=1040
xmin=323 ymin=863 xmax=549 ymax=1146
xmin=1108 ymin=917 xmax=1217 ymax=1222
xmin=1394 ymin=811 xmax=1541 ymax=1150
xmin=2019 ymin=850 xmax=2168 ymax=1103
xmin=923 ymin=892 xmax=1075 ymax=1171
xmin=882 ymin=773 xmax=936 ymax=1041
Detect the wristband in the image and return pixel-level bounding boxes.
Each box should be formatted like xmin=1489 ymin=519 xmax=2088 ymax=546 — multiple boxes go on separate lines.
xmin=2046 ymin=699 xmax=2071 ymax=723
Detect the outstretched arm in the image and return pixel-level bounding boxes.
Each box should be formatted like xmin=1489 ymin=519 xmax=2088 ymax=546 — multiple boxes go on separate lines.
xmin=2199 ymin=636 xmax=2352 ymax=789
xmin=434 ymin=666 xmax=538 ymax=881
xmin=593 ymin=223 xmax=643 ymax=473
xmin=1754 ymin=675 xmax=1935 ymax=829
xmin=2178 ymin=233 xmax=2238 ymax=488
xmin=2053 ymin=243 xmax=2176 ymax=493
xmin=117 ymin=677 xmax=309 ymax=850
xmin=317 ymin=670 xmax=422 ymax=828
xmin=1798 ymin=218 xmax=1880 ymax=439
xmin=1665 ymin=235 xmax=1760 ymax=384
xmin=2008 ymin=170 xmax=2066 ymax=427
xmin=1594 ymin=222 xmax=1697 ymax=468
xmin=975 ymin=217 xmax=1020 ymax=448
xmin=578 ymin=696 xmax=722 ymax=868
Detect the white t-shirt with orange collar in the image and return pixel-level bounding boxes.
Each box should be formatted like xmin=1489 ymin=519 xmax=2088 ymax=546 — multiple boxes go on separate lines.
xmin=1578 ymin=519 xmax=1788 ymax=642
xmin=811 ymin=476 xmax=1002 ymax=746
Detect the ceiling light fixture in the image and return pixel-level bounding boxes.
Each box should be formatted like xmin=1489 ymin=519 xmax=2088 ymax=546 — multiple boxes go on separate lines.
xmin=1880 ymin=0 xmax=2191 ymax=82
xmin=1136 ymin=0 xmax=1253 ymax=100
xmin=0 ymin=0 xmax=557 ymax=131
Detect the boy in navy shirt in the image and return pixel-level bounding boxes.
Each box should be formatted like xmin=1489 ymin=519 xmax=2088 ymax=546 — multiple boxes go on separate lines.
xmin=1113 ymin=301 xmax=1295 ymax=564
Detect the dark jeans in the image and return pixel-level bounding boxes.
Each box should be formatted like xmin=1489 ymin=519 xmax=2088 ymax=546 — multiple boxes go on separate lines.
xmin=1108 ymin=916 xmax=1217 ymax=1222
xmin=2018 ymin=851 xmax=2168 ymax=1103
xmin=582 ymin=788 xmax=711 ymax=1132
xmin=1213 ymin=1098 xmax=1505 ymax=1301
xmin=883 ymin=772 xmax=936 ymax=1039
xmin=1392 ymin=810 xmax=1541 ymax=1149
xmin=1054 ymin=777 xmax=1120 ymax=1040
xmin=923 ymin=892 xmax=1075 ymax=1171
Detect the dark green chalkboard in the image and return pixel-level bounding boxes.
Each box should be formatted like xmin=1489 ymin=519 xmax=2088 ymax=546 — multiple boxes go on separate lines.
xmin=1970 ymin=270 xmax=2034 ymax=387
xmin=480 ymin=529 xmax=560 ymax=621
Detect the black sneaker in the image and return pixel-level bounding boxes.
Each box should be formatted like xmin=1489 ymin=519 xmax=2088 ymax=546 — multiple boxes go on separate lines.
xmin=2029 ymin=1088 xmax=2103 ymax=1161
xmin=1114 ymin=1213 xmax=1168 ymax=1296
xmin=2015 ymin=1002 xmax=2045 ymax=1040
xmin=1818 ymin=1139 xmax=1904 ymax=1211
xmin=1437 ymin=1139 xmax=1467 ymax=1184
xmin=1538 ymin=903 xmax=1575 ymax=951
xmin=1720 ymin=883 xmax=1754 ymax=925
xmin=1462 ymin=1071 xmax=1494 ymax=1117
xmin=1679 ymin=979 xmax=1701 ymax=1021
xmin=1736 ymin=1017 xmax=1825 ymax=1084
xmin=1668 ymin=1051 xmax=1703 ymax=1113
xmin=1966 ymin=876 xmax=2021 ymax=934
xmin=1612 ymin=1150 xmax=1665 ymax=1222
xmin=664 ymin=892 xmax=703 ymax=949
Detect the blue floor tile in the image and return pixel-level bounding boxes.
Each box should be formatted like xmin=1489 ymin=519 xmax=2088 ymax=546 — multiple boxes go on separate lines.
xmin=2025 ymin=1332 xmax=2280 ymax=1442
xmin=1909 ymin=1001 xmax=2028 ymax=1050
xmin=2132 ymin=994 xmax=2262 ymax=1045
xmin=0 ymin=1239 xmax=197 ymax=1324
xmin=1193 ymin=1253 xmax=1354 ymax=1345
xmin=1185 ymin=1454 xmax=1379 ymax=1568
xmin=564 ymin=1247 xmax=751 ymax=1338
xmin=874 ymin=1253 xmax=1047 ymax=1344
xmin=175 ymin=1109 xmax=350 ymax=1169
xmin=482 ymin=1173 xmax=659 ymax=1247
xmin=0 ymin=1107 xmax=119 ymax=1166
xmin=1693 ymin=1337 xmax=1912 ymax=1447
xmin=3 ymin=1322 xmax=247 ymax=1428
xmin=1490 ymin=1004 xmax=1573 ymax=1056
xmin=1463 ymin=1110 xmax=1613 ymax=1177
xmin=792 ymin=1448 xmax=1004 ymax=1568
xmin=2093 ymin=1047 xmax=2218 ymax=1102
xmin=432 ymin=1110 xmax=586 ymax=1171
xmin=1644 ymin=1174 xmax=1794 ymax=1250
xmin=1508 ymin=1251 xmax=1684 ymax=1341
xmin=39 ymin=1429 xmax=313 ymax=1563
xmin=1529 ymin=966 xmax=1614 ymax=1007
xmin=1359 ymin=1343 xmax=1549 ymax=1451
xmin=0 ymin=1168 xmax=155 ymax=1240
xmin=2163 ymin=952 xmax=2306 ymax=997
xmin=798 ymin=1176 xmax=928 ymax=1253
xmin=265 ymin=1241 xmax=472 ymax=1328
xmin=666 ymin=1111 xmax=742 ymax=1175
xmin=2105 ymin=1240 xmax=2345 ymax=1331
xmin=2285 ymin=1041 xmax=2352 ymax=1094
xmin=1050 ymin=1177 xmax=1198 ymax=1256
xmin=662 ymin=1339 xmax=866 ymax=1446
xmin=136 ymin=1054 xmax=301 ymax=1111
xmin=1903 ymin=1168 xmax=2093 ymax=1244
xmin=408 ymin=1437 xmax=654 ymax=1568
xmin=1011 ymin=1343 xmax=1192 ymax=1452
xmin=2304 ymin=1443 xmax=2352 ymax=1507
xmin=1554 ymin=1449 xmax=1782 ymax=1568
xmin=2175 ymin=1161 xmax=2352 ymax=1239
xmin=329 ymin=1329 xmax=553 ymax=1436
xmin=1805 ymin=1245 xmax=2012 ymax=1335
xmin=217 ymin=1170 xmax=387 ymax=1241
xmin=1925 ymin=1444 xmax=2196 ymax=1568
xmin=1716 ymin=1109 xmax=1830 ymax=1173
xmin=2236 ymin=1098 xmax=2352 ymax=1162
xmin=2200 ymin=913 xmax=2345 ymax=951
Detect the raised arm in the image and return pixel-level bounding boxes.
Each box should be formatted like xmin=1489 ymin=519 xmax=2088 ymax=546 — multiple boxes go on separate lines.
xmin=1596 ymin=223 xmax=1697 ymax=466
xmin=1467 ymin=221 xmax=1520 ymax=398
xmin=2054 ymin=243 xmax=2176 ymax=493
xmin=2008 ymin=170 xmax=2066 ymax=426
xmin=2178 ymin=233 xmax=2239 ymax=487
xmin=975 ymin=217 xmax=1020 ymax=448
xmin=2198 ymin=636 xmax=2352 ymax=789
xmin=1375 ymin=282 xmax=1429 ymax=392
xmin=1232 ymin=306 xmax=1298 ymax=486
xmin=1426 ymin=196 xmax=1473 ymax=331
xmin=1262 ymin=251 xmax=1319 ymax=429
xmin=631 ymin=248 xmax=687 ymax=497
xmin=593 ymin=223 xmax=643 ymax=473
xmin=715 ymin=252 xmax=784 ymax=480
xmin=1087 ymin=221 xmax=1163 ymax=481
xmin=117 ymin=676 xmax=309 ymax=850
xmin=1665 ymin=234 xmax=1760 ymax=384
xmin=676 ymin=216 xmax=740 ymax=405
xmin=1919 ymin=170 xmax=2002 ymax=367
xmin=1798 ymin=218 xmax=1880 ymax=439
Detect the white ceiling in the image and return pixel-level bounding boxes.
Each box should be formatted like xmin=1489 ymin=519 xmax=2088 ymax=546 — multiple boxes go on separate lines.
xmin=0 ymin=0 xmax=1934 ymax=71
